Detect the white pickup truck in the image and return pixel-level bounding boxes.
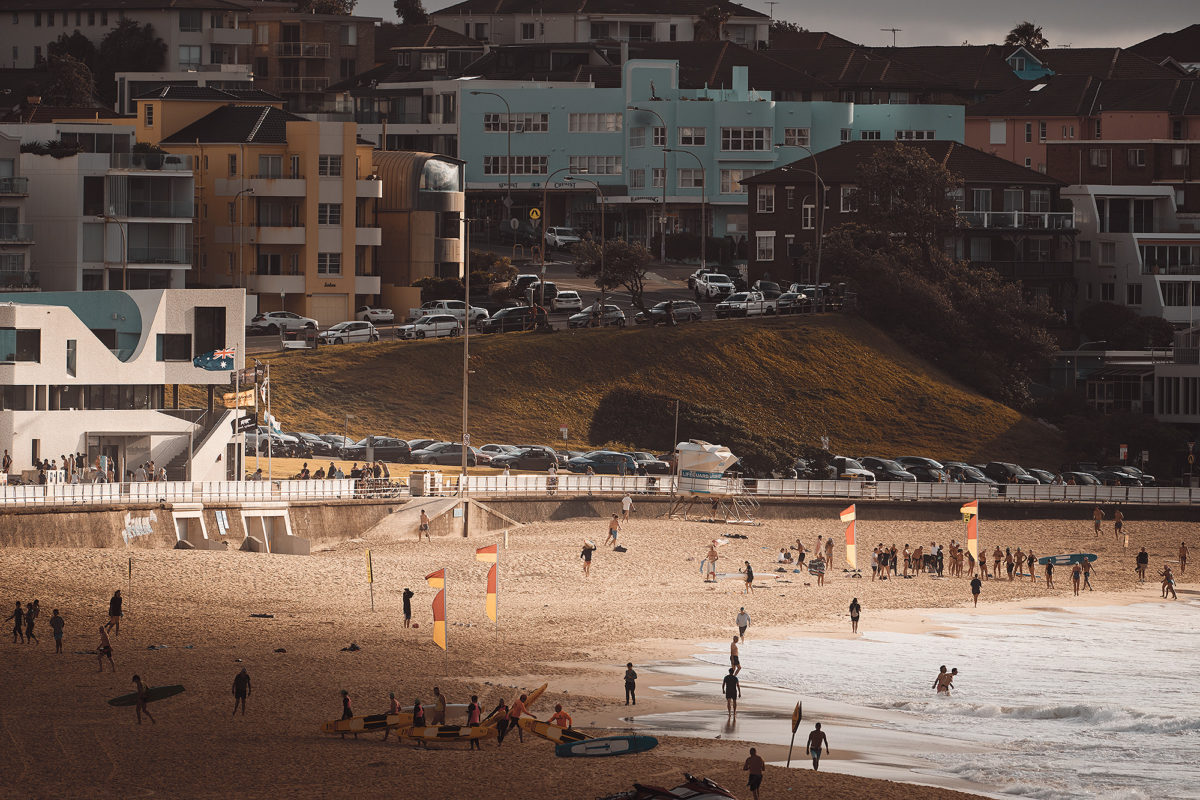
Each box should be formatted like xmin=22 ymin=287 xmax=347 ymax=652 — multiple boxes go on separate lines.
xmin=407 ymin=300 xmax=489 ymax=324
xmin=714 ymin=291 xmax=777 ymax=318
xmin=694 ymin=272 xmax=736 ymax=300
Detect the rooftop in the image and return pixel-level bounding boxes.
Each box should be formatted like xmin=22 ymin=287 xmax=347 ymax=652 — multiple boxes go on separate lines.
xmin=431 ymin=0 xmax=767 ymax=18
xmin=133 ymin=85 xmax=282 ymax=102
xmin=160 ymin=104 xmax=307 ymax=144
xmin=967 ymin=76 xmax=1200 ymax=117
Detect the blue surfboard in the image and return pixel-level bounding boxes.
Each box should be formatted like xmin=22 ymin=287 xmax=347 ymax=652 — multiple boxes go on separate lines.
xmin=554 ymin=735 xmax=658 ymax=758
xmin=1038 ymin=553 xmax=1098 ymax=566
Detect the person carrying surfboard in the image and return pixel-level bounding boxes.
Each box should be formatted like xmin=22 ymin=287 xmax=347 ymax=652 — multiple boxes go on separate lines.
xmin=131 ymin=675 xmax=155 ymax=725
xmin=499 ymin=694 xmax=534 ymax=745
xmin=466 ymin=695 xmax=483 ymax=750
xmin=548 ymin=704 xmax=572 ymax=730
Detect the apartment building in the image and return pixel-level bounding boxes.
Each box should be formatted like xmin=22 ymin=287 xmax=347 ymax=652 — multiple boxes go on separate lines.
xmin=0 ymin=133 xmax=34 ymax=291
xmin=430 ymin=0 xmax=769 ymax=48
xmin=134 ymin=86 xmax=382 ymax=326
xmin=743 ymin=140 xmax=1076 ymax=301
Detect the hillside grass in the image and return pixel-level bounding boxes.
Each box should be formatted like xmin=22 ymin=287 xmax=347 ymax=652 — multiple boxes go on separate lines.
xmin=191 ymin=315 xmax=1065 ymax=467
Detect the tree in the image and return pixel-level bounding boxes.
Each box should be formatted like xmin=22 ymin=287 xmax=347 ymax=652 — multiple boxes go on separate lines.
xmin=695 ymin=5 xmax=732 ymax=42
xmin=852 ymin=144 xmax=961 ymax=260
xmin=1076 ymin=302 xmax=1175 ymax=349
xmin=296 ymin=0 xmax=357 ymax=13
xmin=393 ymin=0 xmax=428 ymax=25
xmin=43 ymin=54 xmax=97 ymax=107
xmin=95 ymin=20 xmax=167 ymax=104
xmin=1005 ymin=21 xmax=1049 ymax=50
xmin=571 ymin=239 xmax=654 ymax=312
xmin=48 ymin=31 xmax=99 ymax=71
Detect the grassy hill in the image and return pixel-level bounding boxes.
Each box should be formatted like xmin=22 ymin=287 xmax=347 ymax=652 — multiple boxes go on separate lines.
xmin=208 ymin=315 xmax=1065 ymax=467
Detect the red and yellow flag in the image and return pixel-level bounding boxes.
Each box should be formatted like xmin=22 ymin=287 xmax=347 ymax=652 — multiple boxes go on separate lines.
xmin=476 ymin=545 xmax=499 ymax=622
xmin=839 ymin=505 xmax=856 ymax=523
xmin=425 ymin=568 xmax=446 ymax=650
xmin=474 ymin=544 xmax=498 ymax=563
xmin=961 ymin=501 xmax=979 ymax=561
xmin=840 ymin=505 xmax=857 ymax=569
xmin=484 ymin=564 xmax=497 ymax=622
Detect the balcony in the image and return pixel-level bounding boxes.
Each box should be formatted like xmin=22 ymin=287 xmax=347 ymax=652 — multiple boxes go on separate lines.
xmin=256 ymin=226 xmax=306 ymax=245
xmin=122 ymin=200 xmax=195 ymax=219
xmin=435 ymin=237 xmax=462 ymax=263
xmin=356 ymin=179 xmax=383 ymax=198
xmin=976 ymin=260 xmax=1074 ymax=279
xmin=247 ymin=274 xmax=305 ymax=294
xmin=0 ymin=223 xmax=34 ymax=243
xmin=0 ymin=270 xmax=38 ymax=291
xmin=211 ymin=27 xmax=253 ymax=45
xmin=273 ymin=42 xmax=330 ymax=58
xmin=957 ymin=211 xmax=1076 ymax=230
xmin=270 ymin=76 xmax=331 ymax=93
xmin=127 ymin=247 xmax=190 ymax=265
xmin=0 ymin=177 xmax=29 ymax=196
xmin=109 ymin=153 xmax=193 ymax=172
xmin=215 ymin=176 xmax=306 ymax=197
xmin=355 ymin=275 xmax=381 ymax=294
xmin=355 ymin=227 xmax=382 ymax=246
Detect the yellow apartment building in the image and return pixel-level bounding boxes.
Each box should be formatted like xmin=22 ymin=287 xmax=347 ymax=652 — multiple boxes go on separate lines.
xmin=134 ymin=86 xmax=382 ymax=325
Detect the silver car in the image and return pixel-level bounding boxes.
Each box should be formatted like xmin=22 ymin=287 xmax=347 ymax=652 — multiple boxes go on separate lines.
xmin=568 ymin=304 xmax=626 ymax=328
xmin=319 ymin=320 xmax=379 ymax=344
xmin=398 ymin=314 xmax=461 ymax=339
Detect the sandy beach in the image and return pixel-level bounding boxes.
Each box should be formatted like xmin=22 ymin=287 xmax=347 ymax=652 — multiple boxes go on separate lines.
xmin=0 ymin=505 xmax=1192 ymax=799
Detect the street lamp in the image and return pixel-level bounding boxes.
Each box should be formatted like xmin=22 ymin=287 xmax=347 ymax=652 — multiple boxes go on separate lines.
xmin=97 ymin=212 xmax=127 ymax=290
xmin=539 ymin=165 xmax=575 ymax=308
xmin=565 ymin=174 xmax=607 ymax=322
xmin=235 ymin=187 xmax=255 ymax=288
xmin=469 ymin=91 xmax=512 ymax=209
xmin=663 ymin=148 xmax=705 ymax=271
xmin=774 ymin=143 xmax=825 ymax=308
xmin=627 ymin=105 xmax=669 ymax=264
xmin=457 ymin=213 xmax=476 ymax=483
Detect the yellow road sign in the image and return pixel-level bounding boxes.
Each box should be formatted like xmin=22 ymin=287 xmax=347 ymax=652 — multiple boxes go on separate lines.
xmin=529 ymin=208 xmax=542 ymax=221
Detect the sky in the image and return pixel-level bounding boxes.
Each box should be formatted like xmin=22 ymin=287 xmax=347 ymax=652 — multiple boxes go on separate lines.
xmin=352 ymin=0 xmax=1191 ymax=49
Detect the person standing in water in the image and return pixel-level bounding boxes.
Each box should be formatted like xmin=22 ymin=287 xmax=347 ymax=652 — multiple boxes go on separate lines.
xmin=932 ymin=665 xmax=954 ymax=694
xmin=722 ymin=667 xmax=741 ymax=715
xmin=970 ymin=575 xmax=982 ymax=607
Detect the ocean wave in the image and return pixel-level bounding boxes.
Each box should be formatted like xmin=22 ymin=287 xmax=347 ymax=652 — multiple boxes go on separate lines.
xmin=882 ymin=699 xmax=1200 ymax=734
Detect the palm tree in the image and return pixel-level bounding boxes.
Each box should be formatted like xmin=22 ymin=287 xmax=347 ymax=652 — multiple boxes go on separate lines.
xmin=1005 ymin=21 xmax=1049 ymax=51
xmin=696 ymin=5 xmax=733 ymax=42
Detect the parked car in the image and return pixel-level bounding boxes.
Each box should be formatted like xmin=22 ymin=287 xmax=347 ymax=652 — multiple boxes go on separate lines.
xmin=751 ymin=280 xmax=782 ymax=295
xmin=775 ymin=292 xmax=809 ymax=314
xmin=544 ymin=227 xmax=581 ymax=249
xmin=478 ymin=306 xmax=541 ymax=333
xmin=341 ymin=436 xmax=412 ymax=463
xmin=480 ymin=444 xmax=520 ymax=457
xmin=411 ymin=441 xmax=478 ymax=467
xmin=694 ymin=272 xmax=736 ymax=300
xmin=906 ymin=464 xmax=950 ymax=482
xmin=407 ymin=300 xmax=489 ymax=325
xmin=512 ymin=274 xmax=541 ymax=295
xmin=1061 ymin=471 xmax=1101 ymax=485
xmin=407 ymin=438 xmax=438 ymax=452
xmin=982 ymin=462 xmax=1039 ymax=485
xmin=831 ymin=456 xmax=875 ymax=482
xmin=714 ymin=291 xmax=776 ymax=318
xmin=859 ymin=457 xmax=917 ymax=482
xmin=687 ymin=268 xmax=716 ymax=289
xmin=526 ymin=281 xmax=558 ymax=306
xmin=895 ymin=456 xmax=945 ymax=470
xmin=566 ymin=450 xmax=639 ymax=475
xmin=1088 ymin=469 xmax=1140 ymax=487
xmin=319 ymin=434 xmax=355 ymax=453
xmin=253 ymin=426 xmax=300 ymax=455
xmin=491 ymin=447 xmax=558 ymax=471
xmin=634 ymin=299 xmax=703 ymax=325
xmin=319 ymin=320 xmax=379 ymax=344
xmin=944 ymin=463 xmax=996 ymax=484
xmin=627 ymin=452 xmax=671 ymax=474
xmin=356 ymin=306 xmax=395 ymax=324
xmin=291 ymin=432 xmax=332 ymax=456
xmin=397 ymin=315 xmax=461 ymax=340
xmin=1026 ymin=468 xmax=1057 ymax=484
xmin=568 ymin=304 xmax=625 ymax=328
xmin=248 ymin=311 xmax=317 ymax=335
xmin=551 ymin=290 xmax=583 ymax=312
xmin=1106 ymin=465 xmax=1156 ymax=485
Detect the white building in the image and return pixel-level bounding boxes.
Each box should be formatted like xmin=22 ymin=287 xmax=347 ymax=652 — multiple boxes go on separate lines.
xmin=0 ymin=288 xmax=245 ymax=481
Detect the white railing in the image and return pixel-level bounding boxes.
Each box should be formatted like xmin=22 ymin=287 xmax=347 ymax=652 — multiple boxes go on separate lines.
xmin=0 ymin=476 xmax=1195 ymax=508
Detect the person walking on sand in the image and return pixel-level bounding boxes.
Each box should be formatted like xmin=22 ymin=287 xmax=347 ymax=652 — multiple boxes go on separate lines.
xmin=1161 ymin=565 xmax=1178 ymax=599
xmin=23 ymin=603 xmax=37 ymax=645
xmin=403 ymin=588 xmax=414 ymax=628
xmin=487 ymin=697 xmax=509 ymax=743
xmin=1180 ymin=542 xmax=1189 ymax=576
xmin=993 ymin=546 xmax=1003 ymax=579
xmin=1093 ymin=506 xmax=1104 ymax=536
xmin=744 ymin=747 xmax=766 ymax=799
xmin=743 ymin=561 xmax=754 ymax=594
xmin=232 ymin=668 xmax=251 ymax=716
xmin=502 ymin=693 xmax=534 ymax=743
xmin=971 ymin=576 xmax=982 ymax=607
xmin=339 ymin=690 xmax=355 ymax=738
xmin=418 ymin=510 xmax=430 ymax=541
xmin=706 ymin=542 xmax=719 ymax=582
xmin=97 ymin=627 xmax=114 ymax=671
xmin=1071 ymin=563 xmax=1082 ymax=596
xmin=49 ymin=609 xmax=64 ymax=653
xmin=105 ymin=590 xmax=122 ymax=635
xmin=466 ymin=695 xmax=483 ymax=750
xmin=131 ymin=675 xmax=155 ymax=724
xmin=581 ymin=540 xmax=596 ymax=576
xmin=624 ymin=663 xmax=638 ymax=705
xmin=730 ymin=636 xmax=742 ymax=675
xmin=1027 ymin=550 xmax=1037 ymax=583
xmin=806 ymin=723 xmax=830 ymax=770
xmin=1082 ymin=556 xmax=1096 ymax=590
xmin=431 ymin=686 xmax=447 ymax=725
xmin=621 ymin=492 xmax=634 ymax=522
xmin=849 ymin=598 xmax=861 ymax=633
xmin=722 ymin=667 xmax=741 ymax=715
xmin=1113 ymin=507 xmax=1124 ymax=542
xmin=382 ymin=692 xmax=403 ymax=741
xmin=604 ymin=514 xmax=621 ymax=548
xmin=1045 ymin=560 xmax=1055 ymax=589
xmin=7 ymin=601 xmax=24 ymax=644
xmin=824 ymin=535 xmax=834 ymax=570
xmin=736 ymin=607 xmax=751 ymax=642
xmin=1136 ymin=547 xmax=1149 ymax=582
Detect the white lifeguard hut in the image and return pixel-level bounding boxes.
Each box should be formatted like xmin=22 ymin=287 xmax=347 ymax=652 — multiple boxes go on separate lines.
xmin=669 ymin=440 xmax=759 ymax=523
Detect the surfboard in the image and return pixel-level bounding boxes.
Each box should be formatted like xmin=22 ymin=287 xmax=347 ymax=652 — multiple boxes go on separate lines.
xmin=1038 ymin=553 xmax=1099 ymax=566
xmin=322 ymin=712 xmax=411 ymax=734
xmin=517 ymin=717 xmax=590 ymax=743
xmin=555 ymin=734 xmax=658 ymax=758
xmin=481 ymin=683 xmax=548 ymax=727
xmin=402 ymin=725 xmax=494 ymax=741
xmin=107 ymin=685 xmax=185 ymax=707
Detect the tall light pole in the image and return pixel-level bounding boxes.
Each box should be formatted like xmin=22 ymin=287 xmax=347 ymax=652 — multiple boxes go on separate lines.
xmin=565 ymin=174 xmax=607 ymax=320
xmin=460 ymin=214 xmax=473 ymax=483
xmin=627 ymin=105 xmax=668 ymax=263
xmin=234 ymin=187 xmax=255 ymax=288
xmin=664 ymin=147 xmax=705 ymax=270
xmin=539 ymin=165 xmax=574 ymax=308
xmin=774 ymin=143 xmax=824 ymax=308
xmin=469 ymin=90 xmax=512 ymax=212
xmin=97 ymin=213 xmax=128 ymax=290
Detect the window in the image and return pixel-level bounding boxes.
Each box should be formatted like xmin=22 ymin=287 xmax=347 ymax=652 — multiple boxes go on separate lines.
xmin=1177 ymin=188 xmax=1186 ymax=209
xmin=473 ymin=22 xmax=488 ymax=41
xmin=317 ymin=253 xmax=342 ymax=275
xmin=1099 ymin=242 xmax=1116 ymax=265
xmin=419 ymin=52 xmax=444 ymax=70
xmin=971 ymin=188 xmax=992 ymax=211
xmin=143 ymin=103 xmax=154 ymax=126
xmin=1126 ymin=283 xmax=1143 ymax=305
xmin=567 ymin=156 xmax=621 ymax=175
xmin=66 ymin=340 xmax=76 ymax=377
xmin=1025 ymin=158 xmax=1032 ymax=168
xmin=1003 ymin=188 xmax=1024 ymax=212
xmin=755 ymin=232 xmax=775 ymax=262
xmin=179 ymin=10 xmax=202 ymax=31
xmin=1128 ymin=148 xmax=1145 ymax=167
xmin=227 ymin=153 xmax=237 ymax=176
xmin=719 ymin=169 xmax=760 ymax=194
xmin=678 ymin=127 xmax=705 ymax=146
xmin=34 ymin=11 xmax=40 ymax=26
xmin=720 ymin=127 xmax=769 ymax=151
xmin=677 ymin=168 xmax=703 ymax=188
xmin=1094 ymin=119 xmax=1102 ymax=139
xmin=1089 ymin=148 xmax=1109 ymax=167
xmin=486 ymin=112 xmax=549 ymax=132
xmin=1161 ymin=282 xmax=1193 ymax=306
xmin=521 ymin=22 xmax=535 ymax=40
xmin=156 ymin=334 xmax=192 ymax=361
xmin=589 ymin=22 xmax=610 ymax=40
xmin=840 ymin=128 xmax=852 ymax=143
xmin=652 ymin=127 xmax=666 ymax=147
xmin=630 ymin=127 xmax=645 ymax=148
xmin=568 ymin=113 xmax=621 ymax=132
xmin=101 ymin=11 xmax=108 ymax=24
xmin=630 ymin=169 xmax=645 ymax=189
xmin=1011 ymin=56 xmax=1026 ymax=71
xmin=227 ymin=202 xmax=236 ymax=223
xmin=756 ymin=185 xmax=774 ymax=213
xmin=318 ymin=203 xmax=342 ymax=224
xmin=785 ymin=186 xmax=795 ymax=209
xmin=341 ymin=24 xmax=357 ymax=45
xmin=860 ymin=130 xmax=881 ymax=140
xmin=482 ymin=156 xmax=546 ymax=175
xmin=318 ymin=155 xmax=342 ymax=176
xmin=290 ymin=155 xmax=301 ymax=178
xmin=340 ymin=58 xmax=356 ymax=79
xmin=840 ymin=185 xmax=858 ymax=213
xmin=1172 ymin=147 xmax=1190 ymax=166
xmin=669 ymin=24 xmax=677 ymax=41
xmin=1172 ymin=119 xmax=1187 ymax=140
xmin=1073 ymin=241 xmax=1090 ymax=261
xmin=258 ymin=155 xmax=281 ymax=178
xmin=0 ymin=329 xmax=40 ymax=363
xmin=89 ymin=11 xmax=95 ymax=25
xmin=1029 ymin=189 xmax=1050 ymax=213
xmin=1100 ymin=282 xmax=1115 ymax=302
xmin=1025 ymin=122 xmax=1033 ymax=143
xmin=802 ymin=204 xmax=814 ymax=229
xmin=651 ymin=168 xmax=665 ymax=188
xmin=178 ymin=45 xmax=201 ymax=70
xmin=783 ymin=128 xmax=810 ymax=147
xmin=897 ymin=129 xmax=936 ymax=141
xmin=1039 ymin=121 xmax=1047 ymax=141
xmin=989 ymin=121 xmax=1006 ymax=144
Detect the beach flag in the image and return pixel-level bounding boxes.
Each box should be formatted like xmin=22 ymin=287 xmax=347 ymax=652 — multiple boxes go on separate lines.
xmin=476 ymin=545 xmax=499 ymax=622
xmin=425 ymin=569 xmax=446 ymax=650
xmin=192 ymin=347 xmax=235 ymax=371
xmin=841 ymin=505 xmax=857 ymax=570
xmin=961 ymin=501 xmax=979 ymax=561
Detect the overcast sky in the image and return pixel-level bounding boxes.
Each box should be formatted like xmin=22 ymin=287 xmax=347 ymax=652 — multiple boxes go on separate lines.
xmin=353 ymin=0 xmax=1188 ymax=49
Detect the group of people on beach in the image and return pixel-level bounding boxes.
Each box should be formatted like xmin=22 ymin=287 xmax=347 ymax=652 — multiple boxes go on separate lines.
xmin=7 ymin=599 xmax=69 ymax=654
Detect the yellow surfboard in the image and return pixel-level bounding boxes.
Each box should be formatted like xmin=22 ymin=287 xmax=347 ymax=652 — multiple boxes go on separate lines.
xmin=401 ymin=725 xmax=494 ymax=741
xmin=481 ymin=683 xmax=548 ymax=727
xmin=516 ymin=717 xmax=590 ymax=744
xmin=321 ymin=712 xmax=411 ymax=735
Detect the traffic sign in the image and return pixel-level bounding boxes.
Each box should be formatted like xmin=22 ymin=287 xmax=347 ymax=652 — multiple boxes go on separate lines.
xmin=502 ymin=195 xmax=513 ymax=209
xmin=1119 ymin=444 xmax=1128 ymax=461
xmin=560 ymin=425 xmax=568 ymax=441
xmin=232 ymin=414 xmax=256 ymax=433
xmin=529 ymin=207 xmax=541 ymax=221
xmin=509 ymin=217 xmax=520 ymax=230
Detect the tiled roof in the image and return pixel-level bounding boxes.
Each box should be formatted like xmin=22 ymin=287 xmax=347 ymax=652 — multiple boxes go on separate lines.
xmin=1130 ymin=24 xmax=1200 ymax=63
xmin=765 ymin=29 xmax=856 ymax=50
xmin=628 ymin=41 xmax=831 ymax=93
xmin=160 ymin=105 xmax=307 ymax=144
xmin=377 ymin=23 xmax=481 ymax=51
xmin=883 ymin=46 xmax=1024 ymax=94
xmin=1036 ymin=48 xmax=1186 ymax=79
xmin=742 ymin=140 xmax=1064 ymax=187
xmin=133 ymin=85 xmax=281 ymax=102
xmin=432 ymin=0 xmax=767 ymax=19
xmin=0 ymin=104 xmax=123 ymax=123
xmin=967 ymin=77 xmax=1200 ymax=117
xmin=0 ymin=0 xmax=254 ymax=9
xmin=766 ymin=47 xmax=947 ymax=91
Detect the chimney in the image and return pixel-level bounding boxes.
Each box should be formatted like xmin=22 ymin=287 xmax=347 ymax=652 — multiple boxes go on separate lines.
xmin=732 ymin=66 xmax=748 ymax=95
xmin=620 ymin=40 xmax=628 ymax=64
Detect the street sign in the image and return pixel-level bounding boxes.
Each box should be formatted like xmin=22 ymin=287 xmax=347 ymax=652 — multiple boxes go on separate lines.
xmin=463 ymin=433 xmax=471 ymax=446
xmin=232 ymin=414 xmax=256 ymax=433
xmin=1119 ymin=444 xmax=1128 ymax=460
xmin=529 ymin=207 xmax=541 ymax=221
xmin=1141 ymin=450 xmax=1149 ymax=464
xmin=820 ymin=436 xmax=830 ymax=451
xmin=560 ymin=425 xmax=568 ymax=441
xmin=509 ymin=217 xmax=520 ymax=230
xmin=502 ymin=196 xmax=513 ymax=209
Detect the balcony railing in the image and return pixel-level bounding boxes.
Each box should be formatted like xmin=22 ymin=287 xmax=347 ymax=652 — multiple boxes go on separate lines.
xmin=0 ymin=223 xmax=34 ymax=242
xmin=0 ymin=177 xmax=29 ymax=195
xmin=123 ymin=200 xmax=195 ymax=218
xmin=273 ymin=42 xmax=330 ymax=58
xmin=0 ymin=270 xmax=37 ymax=290
xmin=975 ymin=260 xmax=1074 ymax=279
xmin=271 ymin=76 xmax=331 ymax=93
xmin=958 ymin=211 xmax=1076 ymax=230
xmin=110 ymin=153 xmax=193 ymax=171
xmin=127 ymin=247 xmax=190 ymax=265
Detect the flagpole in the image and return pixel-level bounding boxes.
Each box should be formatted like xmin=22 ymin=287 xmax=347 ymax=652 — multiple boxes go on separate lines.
xmin=235 ymin=352 xmax=242 ymax=479
xmin=266 ymin=362 xmax=272 ymax=480
xmin=496 ymin=545 xmax=501 ymax=630
xmin=254 ymin=359 xmax=260 ymax=474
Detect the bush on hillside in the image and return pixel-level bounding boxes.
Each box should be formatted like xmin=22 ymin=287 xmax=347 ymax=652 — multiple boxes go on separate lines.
xmin=1076 ymin=302 xmax=1174 ymax=349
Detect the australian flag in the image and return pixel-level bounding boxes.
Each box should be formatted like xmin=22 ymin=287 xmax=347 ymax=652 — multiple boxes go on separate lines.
xmin=193 ymin=347 xmax=236 ymax=371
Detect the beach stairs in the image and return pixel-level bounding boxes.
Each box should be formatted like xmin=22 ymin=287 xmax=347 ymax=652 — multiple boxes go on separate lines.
xmin=362 ymin=497 xmax=520 ymax=541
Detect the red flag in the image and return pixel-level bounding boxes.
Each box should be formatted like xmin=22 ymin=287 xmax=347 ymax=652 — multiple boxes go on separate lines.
xmin=425 ymin=569 xmax=446 ymax=650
